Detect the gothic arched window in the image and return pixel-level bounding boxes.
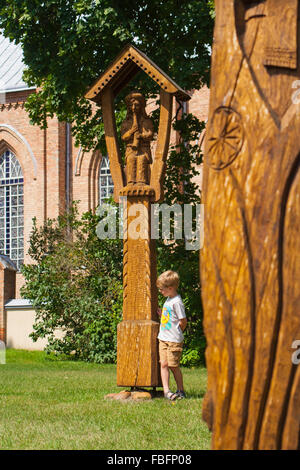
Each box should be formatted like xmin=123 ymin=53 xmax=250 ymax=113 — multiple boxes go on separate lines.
xmin=99 ymin=156 xmax=114 ymax=205
xmin=0 ymin=150 xmax=24 ymax=269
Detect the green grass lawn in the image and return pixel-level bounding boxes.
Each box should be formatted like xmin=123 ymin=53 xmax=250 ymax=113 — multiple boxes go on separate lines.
xmin=0 ymin=349 xmax=211 ymax=450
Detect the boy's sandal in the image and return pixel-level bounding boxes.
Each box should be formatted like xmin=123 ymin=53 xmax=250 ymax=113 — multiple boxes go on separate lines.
xmin=164 ymin=391 xmax=177 ymax=401
xmin=175 ymin=390 xmax=186 ymax=400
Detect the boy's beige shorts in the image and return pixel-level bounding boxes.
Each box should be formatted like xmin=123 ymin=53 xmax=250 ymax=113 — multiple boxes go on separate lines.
xmin=158 ymin=340 xmax=183 ymax=367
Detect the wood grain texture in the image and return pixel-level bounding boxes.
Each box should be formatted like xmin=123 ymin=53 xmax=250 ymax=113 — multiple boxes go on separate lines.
xmin=101 ymin=87 xmax=125 ymax=201
xmin=150 ymin=89 xmax=173 ymax=202
xmin=117 ymin=320 xmax=160 ymax=387
xmin=117 ymin=193 xmax=161 ymax=387
xmin=201 ymin=0 xmax=300 ymax=449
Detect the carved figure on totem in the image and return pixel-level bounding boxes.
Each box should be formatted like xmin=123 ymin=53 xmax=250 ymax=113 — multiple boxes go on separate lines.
xmin=201 ymin=0 xmax=300 ymax=450
xmin=121 ymin=91 xmax=154 ymax=185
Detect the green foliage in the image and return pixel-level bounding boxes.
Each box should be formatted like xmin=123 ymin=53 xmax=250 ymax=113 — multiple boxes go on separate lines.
xmin=0 ymin=0 xmax=214 ymax=149
xmin=21 ymin=203 xmax=123 ymax=363
xmin=181 ymin=348 xmax=202 ymax=367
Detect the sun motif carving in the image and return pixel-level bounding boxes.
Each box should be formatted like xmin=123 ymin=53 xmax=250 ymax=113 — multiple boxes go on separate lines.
xmin=206 ymin=107 xmax=244 ymax=170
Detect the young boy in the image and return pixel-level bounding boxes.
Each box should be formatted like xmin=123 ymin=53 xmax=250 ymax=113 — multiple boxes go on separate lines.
xmin=157 ymin=270 xmax=187 ymax=401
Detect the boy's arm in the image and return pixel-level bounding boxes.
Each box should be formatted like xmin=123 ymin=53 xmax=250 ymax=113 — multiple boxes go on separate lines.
xmin=173 ymin=301 xmax=187 ymax=331
xmin=179 ymin=317 xmax=187 ymax=332
xmin=174 ymin=300 xmax=187 ymax=331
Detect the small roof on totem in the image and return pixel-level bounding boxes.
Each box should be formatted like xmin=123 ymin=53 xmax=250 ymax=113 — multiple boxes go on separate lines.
xmin=85 ymin=43 xmax=191 ymax=103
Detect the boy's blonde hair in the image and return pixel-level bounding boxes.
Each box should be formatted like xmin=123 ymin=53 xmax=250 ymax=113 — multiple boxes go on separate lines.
xmin=156 ymin=270 xmax=180 ymax=289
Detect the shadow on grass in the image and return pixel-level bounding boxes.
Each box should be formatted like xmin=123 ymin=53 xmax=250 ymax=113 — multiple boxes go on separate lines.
xmin=152 ymin=389 xmax=206 ymax=400
xmin=186 ymin=389 xmax=206 ymax=399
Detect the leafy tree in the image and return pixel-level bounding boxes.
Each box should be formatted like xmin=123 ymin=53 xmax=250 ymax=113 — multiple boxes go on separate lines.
xmin=0 ymin=0 xmax=214 ymax=149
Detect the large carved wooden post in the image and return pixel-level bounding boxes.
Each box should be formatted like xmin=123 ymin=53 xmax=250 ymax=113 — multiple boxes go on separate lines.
xmin=201 ymin=0 xmax=300 ymax=449
xmin=117 ymin=188 xmax=160 ymax=386
xmin=85 ymin=44 xmax=190 ymax=388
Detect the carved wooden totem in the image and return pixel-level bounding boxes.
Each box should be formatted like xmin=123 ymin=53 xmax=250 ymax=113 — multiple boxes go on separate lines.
xmin=201 ymin=0 xmax=300 ymax=449
xmin=85 ymin=44 xmax=190 ymax=388
xmin=118 ymin=91 xmax=159 ymax=387
xmin=121 ymin=92 xmax=154 ymax=186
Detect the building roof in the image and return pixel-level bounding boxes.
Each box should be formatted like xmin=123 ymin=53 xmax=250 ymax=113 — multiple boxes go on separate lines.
xmin=5 ymin=299 xmax=33 ymax=309
xmin=0 ymin=254 xmax=17 ymax=271
xmin=0 ymin=33 xmax=35 ymax=93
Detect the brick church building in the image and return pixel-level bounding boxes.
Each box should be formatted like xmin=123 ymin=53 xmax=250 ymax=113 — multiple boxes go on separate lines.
xmin=0 ymin=34 xmax=209 ymax=349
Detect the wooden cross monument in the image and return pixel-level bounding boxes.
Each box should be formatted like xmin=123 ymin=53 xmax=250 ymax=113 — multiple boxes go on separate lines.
xmin=85 ymin=44 xmax=190 ymax=388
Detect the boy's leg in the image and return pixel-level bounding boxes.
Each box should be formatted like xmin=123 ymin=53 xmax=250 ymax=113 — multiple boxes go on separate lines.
xmin=159 ymin=340 xmax=171 ymax=394
xmin=168 ymin=342 xmax=184 ymax=392
xmin=169 ymin=366 xmax=184 ymax=392
xmin=160 ymin=361 xmax=170 ymax=394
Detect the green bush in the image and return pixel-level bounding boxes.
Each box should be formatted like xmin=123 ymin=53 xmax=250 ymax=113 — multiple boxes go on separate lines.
xmin=21 ymin=203 xmax=123 ymax=363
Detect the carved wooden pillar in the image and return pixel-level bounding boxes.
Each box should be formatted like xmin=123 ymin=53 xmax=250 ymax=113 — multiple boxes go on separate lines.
xmin=85 ymin=43 xmax=190 ymax=391
xmin=117 ymin=188 xmax=161 ymax=387
xmin=201 ymin=0 xmax=300 ymax=450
